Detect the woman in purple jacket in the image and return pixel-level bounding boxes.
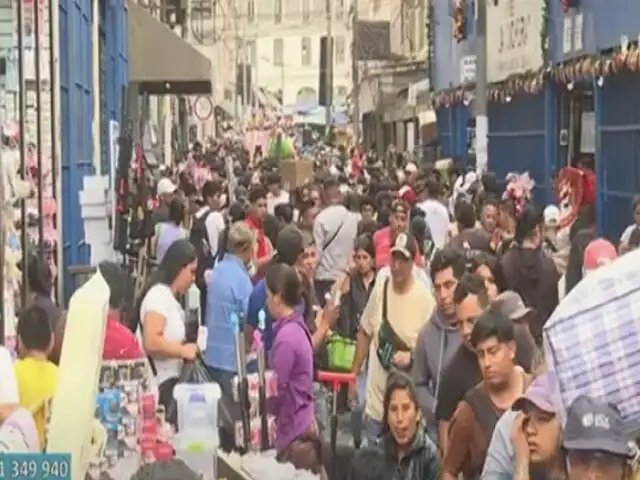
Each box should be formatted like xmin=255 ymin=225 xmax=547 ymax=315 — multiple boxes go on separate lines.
xmin=265 ymin=263 xmax=324 ymax=476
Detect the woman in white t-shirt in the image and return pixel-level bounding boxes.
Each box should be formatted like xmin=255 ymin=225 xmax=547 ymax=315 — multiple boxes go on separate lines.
xmin=133 ymin=239 xmax=199 ymax=413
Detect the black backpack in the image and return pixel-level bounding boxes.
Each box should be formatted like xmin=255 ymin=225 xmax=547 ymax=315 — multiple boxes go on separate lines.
xmin=189 ymin=209 xmax=215 ymax=287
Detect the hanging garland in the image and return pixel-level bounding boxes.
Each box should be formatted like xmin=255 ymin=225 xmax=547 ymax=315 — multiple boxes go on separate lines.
xmin=432 ymin=0 xmax=551 ymax=109
xmin=541 ymin=0 xmax=550 ymax=62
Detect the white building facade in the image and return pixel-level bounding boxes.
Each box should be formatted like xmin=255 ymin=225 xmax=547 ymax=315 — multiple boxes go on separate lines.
xmin=187 ymin=0 xmax=427 ymax=135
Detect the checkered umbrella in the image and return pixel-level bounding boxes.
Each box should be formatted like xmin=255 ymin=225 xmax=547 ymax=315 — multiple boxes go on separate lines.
xmin=544 ymin=249 xmax=640 ymax=436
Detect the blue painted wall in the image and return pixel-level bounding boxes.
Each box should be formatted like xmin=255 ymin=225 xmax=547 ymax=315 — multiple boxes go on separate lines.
xmin=431 ymin=0 xmax=475 ymax=91
xmin=431 ymin=0 xmax=474 ymax=162
xmin=550 ymin=0 xmax=640 ymax=62
xmin=436 ymin=105 xmax=470 ymax=159
xmin=596 ymin=73 xmax=640 ymax=241
xmin=60 ymin=0 xmax=128 ymax=301
xmin=488 ymin=87 xmax=556 ymax=204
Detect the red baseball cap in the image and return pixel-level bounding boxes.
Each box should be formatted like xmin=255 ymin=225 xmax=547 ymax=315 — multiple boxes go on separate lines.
xmin=583 ymin=238 xmax=618 ymax=271
xmin=398 ymin=185 xmax=416 ymax=206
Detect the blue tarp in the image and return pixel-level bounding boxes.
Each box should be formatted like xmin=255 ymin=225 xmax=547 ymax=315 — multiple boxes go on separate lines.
xmin=281 ymin=102 xmax=350 ymax=125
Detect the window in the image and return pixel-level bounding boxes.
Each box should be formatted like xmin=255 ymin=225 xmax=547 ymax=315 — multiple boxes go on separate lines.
xmin=246 ymin=40 xmax=257 ymax=66
xmin=335 ymin=0 xmax=345 ymax=20
xmin=192 ymin=0 xmax=213 ymax=19
xmin=302 ymin=0 xmax=311 ymax=23
xmin=275 ymin=0 xmax=282 ymax=23
xmin=301 ymin=37 xmax=312 ymax=65
xmin=247 ymin=0 xmax=256 ymax=23
xmin=273 ymin=38 xmax=284 ymax=66
xmin=335 ymin=36 xmax=345 ymax=63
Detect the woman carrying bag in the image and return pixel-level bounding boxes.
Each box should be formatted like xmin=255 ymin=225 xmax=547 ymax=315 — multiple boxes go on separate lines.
xmin=131 ymin=239 xmax=199 ymax=415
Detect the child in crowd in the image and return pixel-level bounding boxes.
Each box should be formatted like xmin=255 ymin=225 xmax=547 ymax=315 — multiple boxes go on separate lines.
xmin=13 ymin=305 xmax=58 ymax=447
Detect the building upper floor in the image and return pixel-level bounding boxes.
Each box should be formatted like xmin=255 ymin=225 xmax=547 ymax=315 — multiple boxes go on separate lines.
xmin=430 ymin=0 xmax=640 ymax=92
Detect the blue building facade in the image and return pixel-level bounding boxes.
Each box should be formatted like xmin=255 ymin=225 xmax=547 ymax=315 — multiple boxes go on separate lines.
xmin=431 ymin=0 xmax=555 ymax=203
xmin=549 ymin=0 xmax=640 ymax=239
xmin=431 ymin=0 xmax=473 ymax=160
xmin=432 ymin=0 xmax=640 ymax=239
xmin=60 ymin=0 xmax=128 ymax=299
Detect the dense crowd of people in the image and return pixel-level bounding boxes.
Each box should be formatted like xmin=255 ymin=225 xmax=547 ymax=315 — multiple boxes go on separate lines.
xmin=2 ymin=138 xmax=640 ymax=480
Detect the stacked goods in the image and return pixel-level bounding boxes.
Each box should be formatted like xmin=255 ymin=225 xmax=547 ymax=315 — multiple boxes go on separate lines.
xmin=232 ymin=371 xmax=278 ymax=451
xmin=87 ymin=360 xmax=173 ymax=479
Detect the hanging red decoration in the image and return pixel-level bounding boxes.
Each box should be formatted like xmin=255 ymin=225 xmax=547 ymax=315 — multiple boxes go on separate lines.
xmin=452 ymin=0 xmax=466 ymax=43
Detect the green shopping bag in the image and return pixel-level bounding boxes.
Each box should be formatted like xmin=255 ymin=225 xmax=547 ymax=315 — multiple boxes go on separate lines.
xmin=327 ymin=335 xmax=356 ymax=371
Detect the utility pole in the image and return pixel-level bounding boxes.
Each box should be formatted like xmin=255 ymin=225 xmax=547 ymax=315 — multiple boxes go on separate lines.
xmin=324 ymin=0 xmax=333 ymax=129
xmin=475 ymin=0 xmax=488 ymax=173
xmin=178 ymin=0 xmax=191 ymax=151
xmin=351 ymin=0 xmax=360 ymax=140
xmin=232 ymin=1 xmax=239 ymax=121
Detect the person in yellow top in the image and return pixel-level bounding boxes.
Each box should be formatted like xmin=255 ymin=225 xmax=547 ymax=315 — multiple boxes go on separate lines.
xmin=13 ymin=305 xmax=58 ymax=447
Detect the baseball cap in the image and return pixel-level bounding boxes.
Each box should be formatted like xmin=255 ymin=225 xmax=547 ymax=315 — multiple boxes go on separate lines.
xmin=493 ymin=291 xmax=532 ymax=321
xmin=390 ymin=232 xmax=417 ymax=261
xmin=157 ymin=178 xmax=177 ymax=196
xmin=543 ymin=205 xmax=560 ymax=227
xmin=583 ymin=238 xmax=617 ymax=271
xmin=275 ymin=225 xmax=309 ymax=266
xmin=398 ymin=185 xmax=416 ymax=206
xmin=563 ymin=395 xmax=632 ymax=457
xmin=513 ymin=373 xmax=562 ymax=414
xmin=404 ymin=162 xmax=418 ymax=174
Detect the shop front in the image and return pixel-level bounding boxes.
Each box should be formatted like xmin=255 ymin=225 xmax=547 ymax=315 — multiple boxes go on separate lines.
xmin=430 ymin=0 xmax=474 ymax=162
xmin=552 ymin=0 xmax=640 ymax=239
xmin=484 ymin=0 xmax=553 ymax=203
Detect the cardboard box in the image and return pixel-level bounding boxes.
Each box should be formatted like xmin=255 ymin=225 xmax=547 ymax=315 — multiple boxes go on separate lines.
xmin=280 ymin=159 xmax=314 ymax=190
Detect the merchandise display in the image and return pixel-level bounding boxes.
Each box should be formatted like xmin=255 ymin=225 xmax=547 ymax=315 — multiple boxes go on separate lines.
xmin=87 ymin=359 xmax=172 ymax=479
xmin=231 ymin=371 xmax=278 ymax=451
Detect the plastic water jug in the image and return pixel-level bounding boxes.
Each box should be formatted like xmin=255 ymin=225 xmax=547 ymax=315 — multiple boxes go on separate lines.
xmin=173 ymin=382 xmax=221 ymax=447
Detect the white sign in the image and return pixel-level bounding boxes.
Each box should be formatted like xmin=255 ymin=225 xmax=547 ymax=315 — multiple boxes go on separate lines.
xmin=487 ymin=0 xmax=544 ymax=83
xmin=460 ymin=55 xmax=477 ymax=83
xmin=563 ymin=16 xmax=573 ymax=54
xmin=573 ymin=13 xmax=583 ymax=51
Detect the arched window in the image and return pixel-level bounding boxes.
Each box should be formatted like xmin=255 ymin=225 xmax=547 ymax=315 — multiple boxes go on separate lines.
xmin=296 ymin=87 xmax=317 ymax=104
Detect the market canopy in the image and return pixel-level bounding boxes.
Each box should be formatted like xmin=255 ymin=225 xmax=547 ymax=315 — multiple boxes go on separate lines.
xmin=127 ymin=0 xmax=212 ymax=95
xmin=281 ymin=103 xmax=350 ymax=125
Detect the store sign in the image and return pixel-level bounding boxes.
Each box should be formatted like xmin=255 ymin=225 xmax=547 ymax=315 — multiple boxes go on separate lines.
xmin=486 ymin=0 xmax=544 ymax=83
xmin=460 ymin=55 xmax=477 ymax=84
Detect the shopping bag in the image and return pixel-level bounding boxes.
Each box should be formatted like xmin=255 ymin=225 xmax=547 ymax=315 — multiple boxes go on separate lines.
xmin=166 ymin=353 xmax=213 ymax=424
xmin=178 ymin=353 xmax=213 ymax=384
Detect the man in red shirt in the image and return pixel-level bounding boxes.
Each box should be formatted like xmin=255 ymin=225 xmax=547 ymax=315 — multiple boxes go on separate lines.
xmin=246 ymin=185 xmax=273 ymax=279
xmin=373 ymin=200 xmax=423 ymax=268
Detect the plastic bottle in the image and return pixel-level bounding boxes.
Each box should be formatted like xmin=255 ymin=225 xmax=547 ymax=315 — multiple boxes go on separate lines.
xmin=173 ymin=382 xmax=222 ymax=480
xmin=186 ymin=283 xmax=201 ymax=326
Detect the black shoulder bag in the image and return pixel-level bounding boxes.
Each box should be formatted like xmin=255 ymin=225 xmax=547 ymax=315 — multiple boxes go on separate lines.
xmin=375 ymin=279 xmax=410 ymax=371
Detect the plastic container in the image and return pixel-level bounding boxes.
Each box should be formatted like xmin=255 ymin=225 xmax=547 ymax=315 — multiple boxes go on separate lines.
xmin=173 ymin=382 xmax=221 ymax=447
xmin=175 ymin=444 xmax=217 ymax=480
xmin=173 ymin=383 xmax=221 ymax=480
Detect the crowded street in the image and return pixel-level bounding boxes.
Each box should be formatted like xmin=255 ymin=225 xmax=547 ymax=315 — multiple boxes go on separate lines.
xmin=0 ymin=0 xmax=639 ymax=479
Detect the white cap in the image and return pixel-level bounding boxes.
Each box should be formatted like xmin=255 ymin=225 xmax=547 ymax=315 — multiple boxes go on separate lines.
xmin=157 ymin=177 xmax=177 ymax=196
xmin=405 ymin=162 xmax=418 ymax=174
xmin=543 ymin=205 xmax=560 ymax=226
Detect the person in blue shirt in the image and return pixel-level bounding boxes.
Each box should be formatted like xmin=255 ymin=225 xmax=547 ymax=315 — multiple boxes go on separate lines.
xmin=245 ymin=225 xmax=312 ymax=355
xmin=205 ymin=222 xmax=255 ymax=394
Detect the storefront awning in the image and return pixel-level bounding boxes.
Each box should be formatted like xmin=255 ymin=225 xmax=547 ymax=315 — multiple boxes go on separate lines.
xmin=127 ymin=0 xmax=212 ymax=95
